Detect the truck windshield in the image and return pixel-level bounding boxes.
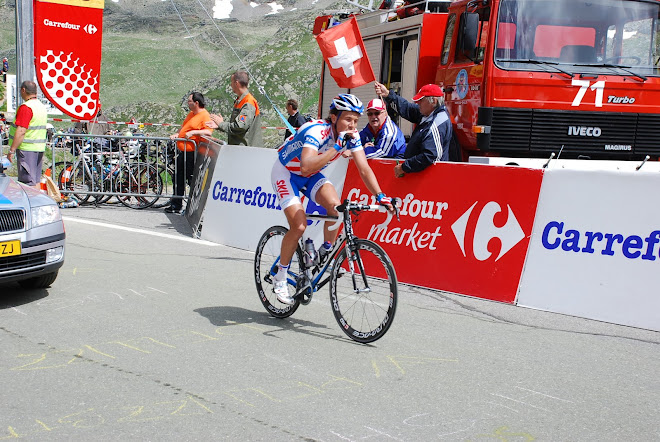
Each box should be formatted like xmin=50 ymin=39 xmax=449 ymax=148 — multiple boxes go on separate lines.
xmin=494 ymin=0 xmax=660 ymax=77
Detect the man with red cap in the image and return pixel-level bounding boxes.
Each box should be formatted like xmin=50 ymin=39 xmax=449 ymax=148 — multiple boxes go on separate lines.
xmin=374 ymin=81 xmax=451 ymax=177
xmin=358 ymin=98 xmax=405 ymax=159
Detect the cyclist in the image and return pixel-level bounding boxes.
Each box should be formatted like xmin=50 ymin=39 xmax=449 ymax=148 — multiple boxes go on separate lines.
xmin=271 ymin=93 xmax=393 ymax=305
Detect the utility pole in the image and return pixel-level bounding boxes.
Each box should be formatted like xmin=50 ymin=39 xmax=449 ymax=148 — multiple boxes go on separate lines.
xmin=15 ymin=0 xmax=35 ymax=107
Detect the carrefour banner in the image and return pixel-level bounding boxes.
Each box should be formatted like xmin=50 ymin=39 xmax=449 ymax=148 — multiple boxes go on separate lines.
xmin=34 ymin=0 xmax=104 ymax=120
xmin=518 ymin=169 xmax=660 ymax=331
xmin=341 ymin=160 xmax=544 ymax=303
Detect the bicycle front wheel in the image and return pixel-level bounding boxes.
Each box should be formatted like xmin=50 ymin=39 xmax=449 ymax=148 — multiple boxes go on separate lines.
xmin=330 ymin=239 xmax=398 ymax=343
xmin=254 ymin=226 xmax=302 ymax=318
xmin=150 ymin=165 xmax=174 ymax=209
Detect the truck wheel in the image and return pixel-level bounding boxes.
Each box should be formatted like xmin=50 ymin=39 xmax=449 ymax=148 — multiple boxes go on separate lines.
xmin=18 ymin=271 xmax=59 ymax=289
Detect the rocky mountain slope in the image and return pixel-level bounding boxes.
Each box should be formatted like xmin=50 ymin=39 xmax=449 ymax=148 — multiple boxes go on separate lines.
xmin=0 ymin=0 xmax=346 ymax=146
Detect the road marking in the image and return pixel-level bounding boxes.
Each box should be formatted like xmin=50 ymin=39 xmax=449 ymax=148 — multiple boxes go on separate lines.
xmin=62 ymin=217 xmax=221 ymax=246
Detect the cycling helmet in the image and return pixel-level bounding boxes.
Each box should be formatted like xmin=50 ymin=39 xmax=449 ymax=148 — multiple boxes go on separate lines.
xmin=330 ymin=94 xmax=364 ymax=114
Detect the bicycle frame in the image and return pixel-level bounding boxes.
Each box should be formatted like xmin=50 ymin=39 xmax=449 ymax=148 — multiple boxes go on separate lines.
xmin=268 ymin=201 xmax=395 ymax=304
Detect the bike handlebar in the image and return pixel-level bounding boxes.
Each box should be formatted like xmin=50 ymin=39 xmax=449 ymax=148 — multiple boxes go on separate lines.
xmin=327 ymin=198 xmax=401 ymax=231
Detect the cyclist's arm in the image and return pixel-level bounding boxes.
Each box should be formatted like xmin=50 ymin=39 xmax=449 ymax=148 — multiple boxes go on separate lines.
xmin=299 ymin=146 xmax=339 ymax=177
xmin=351 ymin=149 xmax=384 ymax=197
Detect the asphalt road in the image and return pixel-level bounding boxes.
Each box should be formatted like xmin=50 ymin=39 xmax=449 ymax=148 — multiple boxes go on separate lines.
xmin=1 ymin=204 xmax=659 ymax=441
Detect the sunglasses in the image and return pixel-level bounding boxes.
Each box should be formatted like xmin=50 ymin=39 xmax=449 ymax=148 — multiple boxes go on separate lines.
xmin=367 ymin=111 xmax=383 ymax=116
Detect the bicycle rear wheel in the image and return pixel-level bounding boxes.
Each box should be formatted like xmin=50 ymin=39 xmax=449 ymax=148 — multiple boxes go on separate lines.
xmin=330 ymin=239 xmax=398 ymax=343
xmin=117 ymin=163 xmax=162 ymax=209
xmin=254 ymin=226 xmax=302 ymax=318
xmin=57 ymin=161 xmax=91 ymax=204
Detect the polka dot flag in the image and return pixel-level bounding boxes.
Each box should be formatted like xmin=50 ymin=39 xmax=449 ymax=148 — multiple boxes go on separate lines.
xmin=34 ymin=0 xmax=104 ymax=120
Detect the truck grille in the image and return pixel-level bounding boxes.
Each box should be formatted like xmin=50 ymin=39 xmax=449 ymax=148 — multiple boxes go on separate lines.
xmin=0 ymin=209 xmax=25 ymax=233
xmin=479 ymin=108 xmax=660 ymax=159
xmin=0 ymin=251 xmax=47 ymax=272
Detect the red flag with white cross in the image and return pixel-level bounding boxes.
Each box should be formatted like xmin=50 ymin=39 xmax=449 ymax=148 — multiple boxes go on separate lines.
xmin=316 ymin=16 xmax=375 ymax=89
xmin=34 ymin=0 xmax=104 ymax=120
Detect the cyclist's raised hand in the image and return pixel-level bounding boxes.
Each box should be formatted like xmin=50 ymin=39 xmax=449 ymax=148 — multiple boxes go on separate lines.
xmin=336 ymin=130 xmax=358 ymax=150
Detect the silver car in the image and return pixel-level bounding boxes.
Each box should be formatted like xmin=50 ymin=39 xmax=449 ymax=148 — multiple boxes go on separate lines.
xmin=0 ymin=163 xmax=65 ymax=289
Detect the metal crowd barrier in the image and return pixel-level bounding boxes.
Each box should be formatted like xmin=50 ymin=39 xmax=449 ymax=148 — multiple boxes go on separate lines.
xmin=47 ymin=132 xmax=197 ymax=209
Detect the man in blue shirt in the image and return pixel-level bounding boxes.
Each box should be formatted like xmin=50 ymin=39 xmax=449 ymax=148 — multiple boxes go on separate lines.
xmin=358 ymin=98 xmax=405 ymax=159
xmin=374 ymin=82 xmax=451 ymax=177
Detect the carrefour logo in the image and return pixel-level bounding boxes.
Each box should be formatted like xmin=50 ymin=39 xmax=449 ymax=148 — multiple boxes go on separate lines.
xmin=542 ymin=221 xmax=660 ymax=260
xmin=451 ymin=201 xmax=525 ymax=262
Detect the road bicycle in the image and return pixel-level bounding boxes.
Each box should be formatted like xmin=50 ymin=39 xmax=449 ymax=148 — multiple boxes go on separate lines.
xmin=254 ymin=199 xmax=400 ymax=343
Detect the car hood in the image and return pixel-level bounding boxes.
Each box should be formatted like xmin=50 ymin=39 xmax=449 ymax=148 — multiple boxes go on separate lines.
xmin=0 ymin=174 xmax=55 ymax=208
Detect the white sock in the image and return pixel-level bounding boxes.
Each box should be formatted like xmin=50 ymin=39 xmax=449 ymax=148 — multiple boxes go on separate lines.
xmin=275 ymin=263 xmax=289 ymax=282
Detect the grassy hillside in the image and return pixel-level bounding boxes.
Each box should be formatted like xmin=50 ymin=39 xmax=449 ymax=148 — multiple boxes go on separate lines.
xmin=0 ymin=1 xmax=328 ymax=146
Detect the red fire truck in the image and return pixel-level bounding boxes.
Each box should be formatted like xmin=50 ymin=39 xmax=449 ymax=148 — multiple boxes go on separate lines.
xmin=317 ymin=0 xmax=660 ymax=161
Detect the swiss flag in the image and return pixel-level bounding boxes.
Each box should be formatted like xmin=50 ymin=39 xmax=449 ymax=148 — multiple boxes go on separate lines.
xmin=316 ymin=17 xmax=375 ymax=89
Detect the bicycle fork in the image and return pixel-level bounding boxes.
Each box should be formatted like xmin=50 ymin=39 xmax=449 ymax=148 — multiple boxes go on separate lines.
xmin=347 ymin=248 xmax=371 ymax=295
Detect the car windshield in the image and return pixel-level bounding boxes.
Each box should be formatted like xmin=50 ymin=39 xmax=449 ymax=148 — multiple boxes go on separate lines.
xmin=495 ymin=0 xmax=660 ymax=77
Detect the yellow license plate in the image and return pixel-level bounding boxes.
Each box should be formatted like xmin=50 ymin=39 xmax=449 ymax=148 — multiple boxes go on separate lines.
xmin=0 ymin=240 xmax=21 ymax=257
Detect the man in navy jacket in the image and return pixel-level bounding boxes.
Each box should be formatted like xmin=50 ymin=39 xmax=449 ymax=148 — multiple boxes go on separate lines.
xmin=374 ymin=81 xmax=451 ymax=177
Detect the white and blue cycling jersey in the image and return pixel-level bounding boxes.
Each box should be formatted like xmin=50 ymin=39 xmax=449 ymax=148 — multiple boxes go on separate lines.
xmin=277 ymin=120 xmax=363 ymax=176
xmin=272 ymin=120 xmax=363 ymax=210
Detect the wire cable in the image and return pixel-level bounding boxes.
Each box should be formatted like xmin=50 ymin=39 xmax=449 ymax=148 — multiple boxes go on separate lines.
xmin=190 ymin=0 xmax=296 ymax=134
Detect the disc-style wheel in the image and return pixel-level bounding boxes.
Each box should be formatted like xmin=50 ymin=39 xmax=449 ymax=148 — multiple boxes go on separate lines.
xmin=330 ymin=239 xmax=397 ymax=343
xmin=254 ymin=226 xmax=303 ymax=318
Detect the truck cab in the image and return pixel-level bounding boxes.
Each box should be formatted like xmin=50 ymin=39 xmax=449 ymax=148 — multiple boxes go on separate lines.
xmin=439 ymin=0 xmax=660 ymax=160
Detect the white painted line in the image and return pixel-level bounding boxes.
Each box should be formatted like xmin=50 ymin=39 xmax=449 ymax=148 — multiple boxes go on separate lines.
xmin=62 ymin=216 xmax=221 ymax=246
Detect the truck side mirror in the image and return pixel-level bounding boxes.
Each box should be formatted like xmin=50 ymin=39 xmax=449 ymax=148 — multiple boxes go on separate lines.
xmin=461 ymin=12 xmax=479 ymax=56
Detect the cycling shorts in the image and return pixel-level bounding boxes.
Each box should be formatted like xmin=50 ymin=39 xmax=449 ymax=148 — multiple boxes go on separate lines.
xmin=271 ymin=161 xmax=331 ymax=210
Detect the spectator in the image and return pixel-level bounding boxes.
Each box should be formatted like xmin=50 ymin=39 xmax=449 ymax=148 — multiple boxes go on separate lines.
xmin=165 ymin=92 xmax=212 ymax=214
xmin=283 ymin=98 xmax=307 ymax=140
xmin=374 ymin=81 xmax=451 ymax=177
xmin=358 ymin=98 xmax=405 ymax=159
xmin=89 ymin=106 xmax=110 ymax=136
xmin=206 ymin=70 xmax=263 ymax=147
xmin=6 ymin=81 xmax=48 ymax=188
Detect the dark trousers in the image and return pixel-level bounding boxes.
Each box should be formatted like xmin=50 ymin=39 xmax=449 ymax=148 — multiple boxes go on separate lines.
xmin=172 ymin=150 xmax=195 ymax=209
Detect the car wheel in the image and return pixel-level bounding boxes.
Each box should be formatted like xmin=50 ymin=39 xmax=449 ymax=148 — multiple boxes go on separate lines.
xmin=18 ymin=271 xmax=59 ymax=289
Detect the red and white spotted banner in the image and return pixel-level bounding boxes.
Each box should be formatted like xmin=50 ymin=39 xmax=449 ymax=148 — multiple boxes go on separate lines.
xmin=34 ymin=0 xmax=104 ymax=120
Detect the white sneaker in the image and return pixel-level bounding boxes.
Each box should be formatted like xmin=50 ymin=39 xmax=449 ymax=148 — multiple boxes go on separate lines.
xmin=273 ymin=280 xmax=295 ymax=305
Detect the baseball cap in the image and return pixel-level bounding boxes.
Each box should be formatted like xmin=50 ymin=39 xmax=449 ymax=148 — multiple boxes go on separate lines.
xmin=412 ymin=84 xmax=444 ymax=101
xmin=367 ymin=98 xmax=386 ymax=111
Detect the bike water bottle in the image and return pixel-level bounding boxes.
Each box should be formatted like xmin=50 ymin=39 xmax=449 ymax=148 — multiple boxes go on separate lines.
xmin=304 ymin=238 xmax=317 ymax=267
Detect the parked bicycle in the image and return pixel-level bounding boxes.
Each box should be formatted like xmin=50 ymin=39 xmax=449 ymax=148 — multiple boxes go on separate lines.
xmin=56 ymin=138 xmax=163 ymax=209
xmin=254 ymin=199 xmax=400 ymax=343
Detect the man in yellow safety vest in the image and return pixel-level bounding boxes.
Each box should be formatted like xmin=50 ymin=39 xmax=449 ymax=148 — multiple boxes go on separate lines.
xmin=7 ymin=81 xmax=48 ymax=187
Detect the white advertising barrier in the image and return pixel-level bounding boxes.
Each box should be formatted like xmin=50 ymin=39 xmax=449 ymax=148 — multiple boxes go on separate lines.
xmin=469 ymin=156 xmax=660 ymax=172
xmin=200 ymin=145 xmax=349 ymax=251
xmin=517 ymin=168 xmax=660 ymax=332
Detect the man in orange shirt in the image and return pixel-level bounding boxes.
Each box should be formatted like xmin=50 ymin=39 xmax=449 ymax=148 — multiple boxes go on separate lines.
xmin=166 ymin=92 xmax=212 ymax=214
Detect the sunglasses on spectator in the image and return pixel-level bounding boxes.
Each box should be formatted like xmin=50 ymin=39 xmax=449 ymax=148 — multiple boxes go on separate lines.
xmin=367 ymin=111 xmax=383 ymax=116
